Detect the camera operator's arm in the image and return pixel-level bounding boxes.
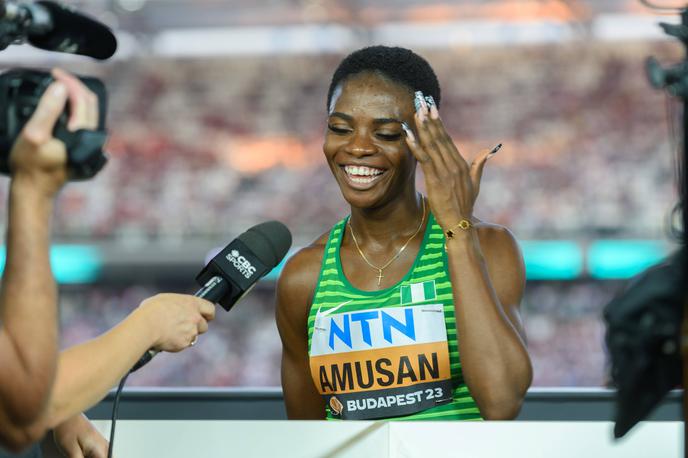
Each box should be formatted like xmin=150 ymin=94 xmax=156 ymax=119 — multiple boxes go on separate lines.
xmin=43 ymin=294 xmax=215 ymax=428
xmin=0 ymin=69 xmax=97 ymax=451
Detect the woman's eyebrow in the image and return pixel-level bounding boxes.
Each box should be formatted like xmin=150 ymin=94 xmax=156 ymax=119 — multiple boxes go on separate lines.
xmin=329 ymin=112 xmax=353 ymax=121
xmin=373 ymin=117 xmax=402 ymax=125
xmin=329 ymin=112 xmax=401 ymax=125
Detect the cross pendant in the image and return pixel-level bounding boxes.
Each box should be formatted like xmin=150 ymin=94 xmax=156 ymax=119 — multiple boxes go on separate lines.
xmin=376 ymin=269 xmax=384 ymax=286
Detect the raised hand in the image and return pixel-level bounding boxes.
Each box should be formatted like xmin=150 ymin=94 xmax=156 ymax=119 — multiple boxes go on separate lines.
xmin=9 ymin=68 xmax=100 ymax=196
xmin=402 ymin=91 xmax=500 ymax=232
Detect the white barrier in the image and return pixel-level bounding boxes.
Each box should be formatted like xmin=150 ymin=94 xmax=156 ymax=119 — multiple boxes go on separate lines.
xmin=92 ymin=420 xmax=682 ymax=458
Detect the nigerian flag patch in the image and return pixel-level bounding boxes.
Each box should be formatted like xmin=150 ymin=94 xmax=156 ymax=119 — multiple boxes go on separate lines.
xmin=400 ymin=280 xmax=436 ymax=305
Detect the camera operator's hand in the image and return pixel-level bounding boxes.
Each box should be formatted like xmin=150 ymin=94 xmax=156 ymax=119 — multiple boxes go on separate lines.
xmin=136 ymin=293 xmax=216 ymax=352
xmin=9 ymin=68 xmax=99 ymax=196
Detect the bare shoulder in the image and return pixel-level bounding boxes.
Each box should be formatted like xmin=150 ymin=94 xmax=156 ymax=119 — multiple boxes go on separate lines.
xmin=473 ymin=220 xmax=526 ymax=307
xmin=278 ymin=231 xmax=329 ymax=295
xmin=275 ymin=230 xmax=330 ymax=332
xmin=473 ymin=220 xmax=521 ymax=256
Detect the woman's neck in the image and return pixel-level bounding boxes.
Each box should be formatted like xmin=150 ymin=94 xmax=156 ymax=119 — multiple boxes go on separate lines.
xmin=348 ymin=187 xmax=425 ymax=243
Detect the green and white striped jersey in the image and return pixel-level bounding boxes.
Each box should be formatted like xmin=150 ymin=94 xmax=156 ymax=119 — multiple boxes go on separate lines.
xmin=307 ymin=212 xmax=482 ymax=421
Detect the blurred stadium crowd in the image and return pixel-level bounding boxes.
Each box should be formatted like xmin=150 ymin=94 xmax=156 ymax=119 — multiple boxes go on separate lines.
xmin=0 ymin=40 xmax=679 ymax=387
xmin=46 ymin=42 xmax=679 ymax=242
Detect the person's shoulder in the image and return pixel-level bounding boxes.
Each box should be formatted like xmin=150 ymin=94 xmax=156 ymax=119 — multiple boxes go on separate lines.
xmin=276 ymin=228 xmax=335 ymax=302
xmin=472 ymin=218 xmax=518 ymax=248
xmin=279 ymin=230 xmax=329 ymax=285
xmin=472 ymin=219 xmax=524 ymax=279
xmin=276 ymin=230 xmax=332 ymax=330
xmin=473 ymin=219 xmax=523 ymax=265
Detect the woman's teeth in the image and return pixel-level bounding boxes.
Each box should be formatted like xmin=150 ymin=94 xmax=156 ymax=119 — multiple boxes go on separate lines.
xmin=344 ymin=165 xmax=384 ymax=183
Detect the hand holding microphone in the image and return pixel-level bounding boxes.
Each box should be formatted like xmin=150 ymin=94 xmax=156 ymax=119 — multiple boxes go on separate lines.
xmin=30 ymin=221 xmax=291 ymax=442
xmin=131 ymin=220 xmax=293 ymax=371
xmin=102 ymin=221 xmax=292 ymax=457
xmin=137 ymin=293 xmax=216 ymax=352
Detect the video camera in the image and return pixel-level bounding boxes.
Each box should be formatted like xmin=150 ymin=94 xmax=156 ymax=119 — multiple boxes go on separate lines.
xmin=0 ymin=1 xmax=117 ymax=180
xmin=604 ymin=3 xmax=688 ymax=440
xmin=0 ymin=69 xmax=108 ymax=179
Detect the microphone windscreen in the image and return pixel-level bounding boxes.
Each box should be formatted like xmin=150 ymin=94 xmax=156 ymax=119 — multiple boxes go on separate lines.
xmin=237 ymin=221 xmax=292 ymax=269
xmin=29 ymin=1 xmax=117 ymax=60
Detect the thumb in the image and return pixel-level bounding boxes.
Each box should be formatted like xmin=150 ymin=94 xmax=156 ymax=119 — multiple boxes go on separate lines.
xmin=22 ymin=81 xmax=68 ymax=145
xmin=469 ymin=147 xmax=494 ymax=199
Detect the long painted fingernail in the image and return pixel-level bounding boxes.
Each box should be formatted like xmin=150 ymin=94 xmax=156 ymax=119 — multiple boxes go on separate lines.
xmin=414 ymin=91 xmax=424 ymax=112
xmin=488 ymin=143 xmax=502 ymax=158
xmin=401 ymin=122 xmax=416 ymax=144
xmin=414 ymin=91 xmax=427 ymax=121
xmin=425 ymin=96 xmax=439 ymax=119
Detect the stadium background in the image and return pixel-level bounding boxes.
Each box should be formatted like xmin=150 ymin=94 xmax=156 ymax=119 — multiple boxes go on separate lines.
xmin=0 ymin=0 xmax=680 ymax=388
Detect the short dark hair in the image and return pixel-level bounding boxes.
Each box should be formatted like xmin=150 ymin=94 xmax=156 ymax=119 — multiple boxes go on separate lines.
xmin=326 ymin=45 xmax=441 ymax=110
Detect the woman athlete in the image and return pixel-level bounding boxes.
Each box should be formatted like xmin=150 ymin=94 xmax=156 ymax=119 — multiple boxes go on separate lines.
xmin=276 ymin=46 xmax=532 ymax=421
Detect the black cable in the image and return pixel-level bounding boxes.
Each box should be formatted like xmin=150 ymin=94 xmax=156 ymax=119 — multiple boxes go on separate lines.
xmin=107 ymin=372 xmax=131 ymax=458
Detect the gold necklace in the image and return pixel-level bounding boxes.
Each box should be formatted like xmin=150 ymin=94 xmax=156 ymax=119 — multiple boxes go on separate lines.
xmin=348 ymin=197 xmax=426 ymax=287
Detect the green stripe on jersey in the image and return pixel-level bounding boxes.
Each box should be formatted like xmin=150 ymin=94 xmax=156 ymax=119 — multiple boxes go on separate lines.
xmin=308 ymin=211 xmax=482 ymax=421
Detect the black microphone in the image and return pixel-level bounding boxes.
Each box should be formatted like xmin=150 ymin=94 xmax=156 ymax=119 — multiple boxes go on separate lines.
xmin=0 ymin=1 xmax=117 ymax=60
xmin=0 ymin=1 xmax=51 ymax=35
xmin=130 ymin=221 xmax=292 ymax=372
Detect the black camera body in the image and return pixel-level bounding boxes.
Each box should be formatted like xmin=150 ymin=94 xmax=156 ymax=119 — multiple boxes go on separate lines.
xmin=0 ymin=69 xmax=108 ymax=180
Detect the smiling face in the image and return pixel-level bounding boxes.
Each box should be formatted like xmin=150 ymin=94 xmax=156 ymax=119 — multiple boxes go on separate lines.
xmin=323 ymin=71 xmax=417 ymax=209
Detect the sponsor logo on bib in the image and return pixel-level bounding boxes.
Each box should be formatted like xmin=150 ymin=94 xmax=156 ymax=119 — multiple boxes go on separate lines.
xmin=310 ymin=303 xmax=452 ymax=419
